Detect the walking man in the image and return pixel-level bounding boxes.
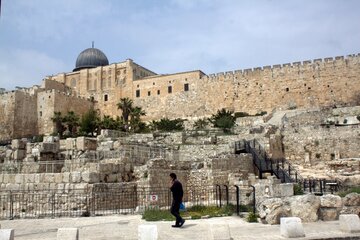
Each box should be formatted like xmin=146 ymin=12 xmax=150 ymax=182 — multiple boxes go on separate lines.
xmin=169 ymin=172 xmax=185 ymax=228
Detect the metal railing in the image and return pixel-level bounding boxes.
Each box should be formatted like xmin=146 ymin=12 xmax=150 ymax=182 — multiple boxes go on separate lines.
xmin=241 ymin=139 xmax=342 ymax=193
xmin=0 ymin=185 xmax=250 ymax=220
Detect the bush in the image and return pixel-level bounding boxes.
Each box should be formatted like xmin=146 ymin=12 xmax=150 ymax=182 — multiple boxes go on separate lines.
xmin=246 ymin=212 xmax=259 ymax=223
xmin=152 ymin=118 xmax=184 ymax=131
xmin=209 ymin=109 xmax=236 ymax=133
xmin=337 ymin=187 xmax=360 ymax=197
xmin=193 ymin=118 xmax=208 ymax=130
xmin=294 ymin=184 xmax=304 ymax=195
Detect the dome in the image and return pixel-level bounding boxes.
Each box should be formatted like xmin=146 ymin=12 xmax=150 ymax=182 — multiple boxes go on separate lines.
xmin=73 ymin=47 xmax=109 ymax=71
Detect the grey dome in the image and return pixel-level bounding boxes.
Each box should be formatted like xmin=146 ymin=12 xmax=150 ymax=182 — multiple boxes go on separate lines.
xmin=73 ymin=48 xmax=109 ymax=71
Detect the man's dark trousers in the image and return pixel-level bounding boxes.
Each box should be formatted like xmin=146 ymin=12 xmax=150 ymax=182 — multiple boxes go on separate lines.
xmin=170 ymin=200 xmax=183 ymax=225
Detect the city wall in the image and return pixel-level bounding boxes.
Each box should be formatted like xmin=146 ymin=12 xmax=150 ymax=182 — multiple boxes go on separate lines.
xmin=131 ymin=54 xmax=360 ymax=120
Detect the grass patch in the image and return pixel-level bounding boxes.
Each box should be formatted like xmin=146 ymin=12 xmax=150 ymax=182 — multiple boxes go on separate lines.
xmin=337 ymin=187 xmax=360 ymax=197
xmin=142 ymin=204 xmax=238 ymax=221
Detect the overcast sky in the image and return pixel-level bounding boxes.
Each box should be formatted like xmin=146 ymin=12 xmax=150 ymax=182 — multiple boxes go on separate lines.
xmin=0 ymin=0 xmax=359 ymax=90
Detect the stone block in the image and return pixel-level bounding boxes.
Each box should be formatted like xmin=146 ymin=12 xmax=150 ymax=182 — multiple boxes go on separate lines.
xmin=24 ymin=174 xmax=35 ymax=183
xmin=210 ymin=223 xmax=231 ymax=240
xmin=13 ymin=149 xmax=26 ymax=160
xmin=44 ymin=173 xmax=55 ymax=183
xmin=76 ymin=137 xmax=97 ymax=151
xmin=0 ymin=229 xmax=15 ymax=240
xmin=339 ymin=214 xmax=360 ymax=233
xmin=320 ymin=194 xmax=343 ymax=208
xmin=138 ymin=225 xmax=158 ymax=240
xmin=70 ymin=172 xmax=81 ymax=183
xmin=43 ymin=136 xmax=55 ymax=143
xmin=54 ymin=173 xmax=63 ymax=183
xmin=81 ymin=172 xmax=99 ymax=183
xmin=34 ymin=174 xmax=41 ymax=183
xmin=31 ymin=148 xmax=40 ymax=157
xmin=14 ymin=174 xmax=24 ymax=184
xmin=280 ymin=217 xmax=305 ymax=238
xmin=11 ymin=139 xmax=26 ymax=149
xmin=5 ymin=150 xmax=12 ymax=159
xmin=62 ymin=172 xmax=70 ymax=183
xmin=343 ymin=193 xmax=360 ymax=207
xmin=66 ymin=138 xmax=76 ymax=150
xmin=40 ymin=142 xmax=59 ymax=153
xmin=57 ymin=228 xmax=79 ymax=240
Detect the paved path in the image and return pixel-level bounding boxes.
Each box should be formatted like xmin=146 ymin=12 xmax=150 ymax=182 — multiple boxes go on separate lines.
xmin=1 ymin=215 xmax=360 ymax=240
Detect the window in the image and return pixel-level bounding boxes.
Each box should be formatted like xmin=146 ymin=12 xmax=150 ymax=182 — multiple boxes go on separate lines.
xmin=184 ymin=83 xmax=189 ymax=91
xmin=39 ymin=111 xmax=42 ymax=117
xmin=136 ymin=90 xmax=140 ymax=98
xmin=157 ymin=90 xmax=160 ymax=95
xmin=286 ymin=87 xmax=289 ymax=92
xmin=104 ymin=94 xmax=108 ymax=101
xmin=148 ymin=91 xmax=151 ymax=96
xmin=168 ymin=86 xmax=172 ymax=93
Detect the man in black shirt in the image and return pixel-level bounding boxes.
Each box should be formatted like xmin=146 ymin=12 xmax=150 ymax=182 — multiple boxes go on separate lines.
xmin=169 ymin=172 xmax=185 ymax=228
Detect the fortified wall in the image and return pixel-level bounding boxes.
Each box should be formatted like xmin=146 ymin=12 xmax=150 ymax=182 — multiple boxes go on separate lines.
xmin=134 ymin=54 xmax=360 ymax=119
xmin=0 ymin=80 xmax=94 ymax=141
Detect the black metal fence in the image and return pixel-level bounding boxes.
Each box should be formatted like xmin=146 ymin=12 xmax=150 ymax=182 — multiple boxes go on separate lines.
xmin=241 ymin=139 xmax=342 ymax=194
xmin=0 ymin=185 xmax=249 ymax=220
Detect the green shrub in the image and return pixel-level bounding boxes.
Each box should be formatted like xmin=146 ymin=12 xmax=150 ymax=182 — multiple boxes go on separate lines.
xmin=294 ymin=184 xmax=304 ymax=195
xmin=337 ymin=187 xmax=360 ymax=197
xmin=193 ymin=118 xmax=208 ymax=130
xmin=209 ymin=109 xmax=236 ymax=133
xmin=152 ymin=118 xmax=185 ymax=131
xmin=246 ymin=212 xmax=259 ymax=223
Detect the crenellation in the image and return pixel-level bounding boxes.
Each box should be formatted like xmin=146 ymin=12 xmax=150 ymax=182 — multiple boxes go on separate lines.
xmin=273 ymin=64 xmax=281 ymax=68
xmin=335 ymin=56 xmax=344 ymax=60
xmin=314 ymin=59 xmax=322 ymax=63
xmin=324 ymin=57 xmax=334 ymax=62
xmin=293 ymin=62 xmax=301 ymax=66
xmin=303 ymin=60 xmax=312 ymax=64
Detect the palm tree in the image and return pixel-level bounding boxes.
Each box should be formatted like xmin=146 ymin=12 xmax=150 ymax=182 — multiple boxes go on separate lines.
xmin=117 ymin=98 xmax=133 ymax=124
xmin=51 ymin=112 xmax=65 ymax=137
xmin=63 ymin=111 xmax=80 ymax=136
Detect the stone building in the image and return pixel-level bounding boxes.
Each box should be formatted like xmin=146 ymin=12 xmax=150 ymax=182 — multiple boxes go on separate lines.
xmin=1 ymin=47 xmax=360 ymax=141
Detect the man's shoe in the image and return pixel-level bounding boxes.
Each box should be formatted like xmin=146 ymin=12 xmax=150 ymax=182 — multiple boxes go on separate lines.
xmin=172 ymin=224 xmax=180 ymax=228
xmin=179 ymin=219 xmax=185 ymax=227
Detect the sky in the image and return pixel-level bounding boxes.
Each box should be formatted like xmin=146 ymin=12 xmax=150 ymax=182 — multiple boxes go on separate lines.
xmin=0 ymin=0 xmax=359 ymax=90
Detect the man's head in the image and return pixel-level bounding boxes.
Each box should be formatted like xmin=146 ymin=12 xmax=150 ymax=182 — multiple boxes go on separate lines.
xmin=170 ymin=173 xmax=177 ymax=180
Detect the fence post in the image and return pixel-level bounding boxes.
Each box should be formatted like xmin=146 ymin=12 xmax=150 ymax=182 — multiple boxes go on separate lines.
xmin=223 ymin=185 xmax=229 ymax=205
xmin=9 ymin=191 xmax=13 ymax=220
xmin=216 ymin=185 xmax=222 ymax=208
xmin=51 ymin=193 xmax=55 ymax=219
xmin=234 ymin=186 xmax=240 ymax=216
xmin=250 ymin=185 xmax=256 ymax=214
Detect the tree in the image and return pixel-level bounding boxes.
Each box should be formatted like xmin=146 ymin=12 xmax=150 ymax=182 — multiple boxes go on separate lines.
xmin=209 ymin=108 xmax=236 ymax=133
xmin=51 ymin=112 xmax=65 ymax=137
xmin=129 ymin=106 xmax=147 ymax=133
xmin=79 ymin=109 xmax=100 ymax=136
xmin=63 ymin=111 xmax=79 ymax=136
xmin=117 ymin=98 xmax=133 ymax=124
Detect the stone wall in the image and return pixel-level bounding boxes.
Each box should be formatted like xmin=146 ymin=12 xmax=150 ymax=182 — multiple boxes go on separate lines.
xmin=0 ymin=92 xmax=16 ymax=141
xmin=13 ymin=91 xmax=38 ymax=139
xmin=46 ymin=54 xmax=360 ymax=122
xmin=37 ymin=90 xmax=94 ymax=135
